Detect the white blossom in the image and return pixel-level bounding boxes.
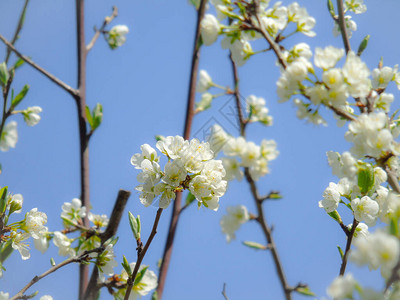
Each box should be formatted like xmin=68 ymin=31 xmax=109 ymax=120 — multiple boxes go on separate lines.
xmin=107 ymin=25 xmax=129 ymax=49
xmin=34 ymin=235 xmax=49 ymax=254
xmin=333 ymin=15 xmax=357 ymax=38
xmin=342 ymin=51 xmax=370 ymax=98
xmin=220 ymin=205 xmax=249 ymax=242
xmin=200 ymin=14 xmax=220 ymax=46
xmin=207 ymin=124 xmax=230 ymax=155
xmin=131 ymin=144 xmax=159 ymax=169
xmin=25 ymin=208 xmax=48 ymax=239
xmin=0 ymin=292 xmax=9 ymax=300
xmin=61 ymin=198 xmax=87 ymax=226
xmin=0 ymin=121 xmax=18 ymax=152
xmin=345 ymin=0 xmax=367 ymax=14
xmin=11 ymin=232 xmax=30 ymax=260
xmin=319 ymin=182 xmax=341 ymax=213
xmin=372 ymin=66 xmax=395 ymax=89
xmin=39 ymin=296 xmax=53 ymax=300
xmin=327 ymin=273 xmax=357 ymax=299
xmin=119 ymin=263 xmax=158 ymax=299
xmin=97 ymin=244 xmax=118 ymax=280
xmin=53 ymin=231 xmax=75 ymax=257
xmin=23 ymin=106 xmax=42 ymax=126
xmin=351 ymin=196 xmax=379 ymax=226
xmin=88 ymin=212 xmax=109 ymax=228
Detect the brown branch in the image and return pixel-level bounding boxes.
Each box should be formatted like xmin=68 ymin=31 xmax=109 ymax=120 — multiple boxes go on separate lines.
xmin=229 ymin=53 xmax=246 ymax=136
xmin=86 ymin=6 xmax=118 ymax=52
xmin=222 ymin=283 xmax=229 ymax=300
xmin=0 ymin=34 xmax=78 ymax=97
xmin=156 ymin=0 xmax=207 ymax=298
xmin=10 ymin=248 xmax=104 ymax=300
xmin=75 ymin=0 xmax=91 ymax=298
xmin=124 ymin=208 xmax=163 ymax=300
xmin=339 ymin=217 xmax=358 ymax=276
xmin=5 ymin=0 xmax=29 ymax=64
xmin=336 ymin=0 xmax=351 ymax=54
xmin=84 ymin=189 xmax=131 ymax=300
xmin=228 ymin=48 xmax=293 ymax=299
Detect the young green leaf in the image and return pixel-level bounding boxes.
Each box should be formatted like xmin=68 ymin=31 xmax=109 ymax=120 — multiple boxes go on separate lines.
xmin=0 ymin=186 xmax=8 ymax=214
xmin=121 ymin=255 xmax=132 ymax=275
xmin=85 ymin=105 xmax=94 ymax=129
xmin=328 ymin=210 xmax=342 ymax=224
xmin=133 ymin=266 xmax=148 ymax=286
xmin=337 ymin=245 xmax=344 ymax=259
xmin=295 ymin=286 xmax=315 ymax=297
xmin=0 ymin=240 xmax=13 ymax=263
xmin=0 ymin=62 xmax=9 ymax=87
xmin=11 ymin=84 xmax=29 ymax=108
xmin=358 ymin=164 xmax=374 ymax=195
xmin=92 ymin=103 xmax=103 ymax=130
xmin=185 ymin=192 xmax=196 ymax=206
xmin=242 ymin=241 xmax=268 ymax=250
xmin=357 ymin=35 xmax=370 ymax=56
xmin=128 ymin=211 xmax=140 ymax=240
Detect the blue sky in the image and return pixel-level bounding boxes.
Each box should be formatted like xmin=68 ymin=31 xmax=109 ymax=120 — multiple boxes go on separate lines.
xmin=1 ymin=0 xmax=400 ymax=299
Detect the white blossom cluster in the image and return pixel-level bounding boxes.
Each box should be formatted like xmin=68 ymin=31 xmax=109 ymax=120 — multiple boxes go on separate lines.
xmin=208 ymin=124 xmax=278 ymax=181
xmin=107 ymin=25 xmax=129 ymax=49
xmin=131 ymin=136 xmax=227 ymax=211
xmin=332 ymin=0 xmax=367 ymax=39
xmin=220 ymin=205 xmax=250 ymax=242
xmin=199 ymin=1 xmax=316 ymax=66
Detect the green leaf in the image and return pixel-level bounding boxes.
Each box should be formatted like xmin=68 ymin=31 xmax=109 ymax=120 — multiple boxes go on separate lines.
xmin=337 ymin=245 xmax=344 ymax=259
xmin=0 ymin=62 xmax=9 ymax=87
xmin=50 ymin=257 xmax=56 ymax=266
xmin=358 ymin=164 xmax=375 ymax=195
xmin=151 ymin=291 xmax=159 ymax=300
xmin=328 ymin=210 xmax=342 ymax=224
xmin=185 ymin=192 xmax=196 ymax=206
xmin=13 ymin=58 xmax=25 ymax=70
xmin=0 ymin=240 xmax=13 ymax=263
xmin=327 ymin=0 xmax=335 ymax=17
xmin=295 ymin=286 xmax=316 ymax=297
xmin=357 ymin=35 xmax=370 ymax=56
xmin=0 ymin=186 xmax=8 ymax=214
xmin=242 ymin=241 xmax=268 ymax=250
xmin=133 ymin=266 xmax=148 ymax=286
xmin=268 ymin=192 xmax=282 ymax=200
xmin=390 ymin=216 xmax=399 ymax=237
xmin=92 ymin=103 xmax=103 ymax=130
xmin=85 ymin=105 xmax=93 ymax=128
xmin=121 ymin=255 xmax=132 ymax=275
xmin=11 ymin=84 xmax=29 ymax=108
xmin=128 ymin=211 xmax=140 ymax=240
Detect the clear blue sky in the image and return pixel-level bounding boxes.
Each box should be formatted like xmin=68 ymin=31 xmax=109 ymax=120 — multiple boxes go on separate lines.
xmin=1 ymin=0 xmax=400 ymax=299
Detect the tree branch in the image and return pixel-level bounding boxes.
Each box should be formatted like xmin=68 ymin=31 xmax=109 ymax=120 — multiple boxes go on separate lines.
xmin=5 ymin=0 xmax=29 ymax=64
xmin=156 ymin=1 xmax=207 ymax=298
xmin=0 ymin=34 xmax=78 ymax=97
xmin=86 ymin=6 xmax=118 ymax=52
xmin=10 ymin=248 xmax=104 ymax=300
xmin=222 ymin=283 xmax=229 ymax=300
xmin=339 ymin=217 xmax=358 ymax=276
xmin=83 ymin=189 xmax=131 ymax=300
xmin=336 ymin=0 xmax=351 ymax=54
xmin=124 ymin=208 xmax=163 ymax=300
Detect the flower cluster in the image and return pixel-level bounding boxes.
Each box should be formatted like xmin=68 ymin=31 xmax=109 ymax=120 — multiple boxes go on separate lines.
xmin=208 ymin=125 xmax=278 ymax=181
xmin=0 ymin=121 xmax=17 ymax=152
xmin=131 ymin=136 xmax=227 ymax=211
xmin=220 ymin=205 xmax=250 ymax=242
xmin=199 ymin=1 xmax=315 ymax=66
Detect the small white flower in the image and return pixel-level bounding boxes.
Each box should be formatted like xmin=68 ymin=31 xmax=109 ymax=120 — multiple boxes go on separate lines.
xmin=345 ymin=0 xmax=367 ymax=14
xmin=11 ymin=232 xmax=30 ymax=260
xmin=319 ymin=182 xmax=341 ymax=213
xmin=53 ymin=231 xmax=75 ymax=257
xmin=61 ymin=198 xmax=86 ymax=226
xmin=327 ymin=273 xmax=357 ymax=299
xmin=88 ymin=212 xmax=109 ymax=228
xmin=348 ymin=222 xmax=369 ymax=239
xmin=0 ymin=121 xmax=18 ymax=152
xmin=207 ymin=124 xmax=230 ymax=155
xmin=196 ymin=70 xmax=213 ymax=93
xmin=333 ymin=15 xmax=357 ymax=38
xmin=7 ymin=193 xmax=23 ymax=214
xmin=196 ymin=92 xmax=213 ymax=112
xmin=351 ymin=196 xmax=379 ymax=226
xmin=25 ymin=208 xmax=48 ymax=239
xmin=0 ymin=291 xmax=9 ymax=300
xmin=314 ymin=46 xmax=344 ymax=70
xmin=34 ymin=235 xmax=49 ymax=254
xmin=372 ymin=66 xmax=395 ymax=89
xmin=107 ymin=25 xmax=129 ymax=49
xmin=97 ymin=244 xmax=118 ymax=280
xmin=120 ymin=263 xmax=158 ymax=299
xmin=39 ymin=296 xmax=53 ymax=300
xmin=200 ymin=14 xmax=220 ymax=46
xmin=220 ymin=205 xmax=249 ymax=242
xmin=23 ymin=106 xmax=42 ymax=126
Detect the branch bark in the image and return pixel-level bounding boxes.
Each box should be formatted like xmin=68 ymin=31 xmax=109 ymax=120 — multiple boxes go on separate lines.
xmin=0 ymin=34 xmax=78 ymax=97
xmin=339 ymin=217 xmax=358 ymax=276
xmin=156 ymin=1 xmax=207 ymax=298
xmin=83 ymin=189 xmax=131 ymax=300
xmin=336 ymin=0 xmax=351 ymax=54
xmin=86 ymin=6 xmax=118 ymax=52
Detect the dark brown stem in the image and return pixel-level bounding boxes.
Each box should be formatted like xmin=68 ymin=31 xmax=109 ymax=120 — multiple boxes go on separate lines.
xmin=339 ymin=217 xmax=358 ymax=276
xmin=5 ymin=0 xmax=29 ymax=64
xmin=10 ymin=248 xmax=103 ymax=300
xmin=76 ymin=0 xmax=90 ymax=298
xmin=222 ymin=283 xmax=229 ymax=300
xmin=124 ymin=208 xmax=163 ymax=300
xmin=156 ymin=0 xmax=207 ymax=298
xmin=336 ymin=0 xmax=351 ymax=54
xmin=86 ymin=6 xmax=118 ymax=52
xmin=228 ymin=47 xmax=293 ymax=299
xmin=0 ymin=34 xmax=78 ymax=97
xmin=84 ymin=190 xmax=131 ymax=300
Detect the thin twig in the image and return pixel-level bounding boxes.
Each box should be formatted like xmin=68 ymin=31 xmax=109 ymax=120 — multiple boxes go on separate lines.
xmin=229 ymin=53 xmax=246 ymax=136
xmin=222 ymin=283 xmax=229 ymax=300
xmin=336 ymin=0 xmax=351 ymax=54
xmin=84 ymin=190 xmax=131 ymax=300
xmin=10 ymin=248 xmax=104 ymax=300
xmin=156 ymin=0 xmax=207 ymax=298
xmin=339 ymin=217 xmax=358 ymax=276
xmin=124 ymin=208 xmax=163 ymax=300
xmin=86 ymin=6 xmax=118 ymax=52
xmin=5 ymin=0 xmax=29 ymax=64
xmin=0 ymin=34 xmax=78 ymax=97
